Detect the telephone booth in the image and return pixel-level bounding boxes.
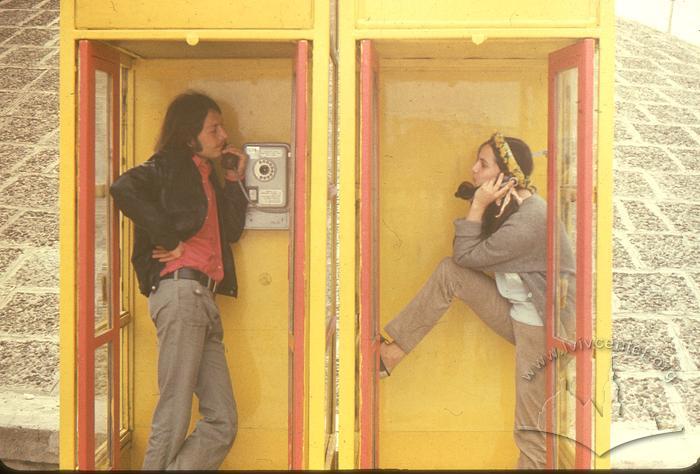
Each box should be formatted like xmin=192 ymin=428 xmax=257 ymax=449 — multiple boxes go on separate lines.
xmin=336 ymin=0 xmax=615 ymax=469
xmin=58 ymin=0 xmax=336 ymax=469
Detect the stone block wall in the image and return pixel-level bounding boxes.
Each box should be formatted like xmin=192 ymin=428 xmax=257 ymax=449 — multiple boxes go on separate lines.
xmin=611 ymin=18 xmax=700 ymax=468
xmin=0 ymin=0 xmax=60 ymax=469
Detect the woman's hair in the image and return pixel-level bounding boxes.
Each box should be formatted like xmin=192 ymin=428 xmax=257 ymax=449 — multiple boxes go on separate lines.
xmin=477 ymin=135 xmax=534 ymax=237
xmin=155 ymin=91 xmax=221 ymax=155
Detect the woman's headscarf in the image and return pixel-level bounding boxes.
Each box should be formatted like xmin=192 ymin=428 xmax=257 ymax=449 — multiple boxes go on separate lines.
xmin=492 ymin=132 xmax=536 ymax=218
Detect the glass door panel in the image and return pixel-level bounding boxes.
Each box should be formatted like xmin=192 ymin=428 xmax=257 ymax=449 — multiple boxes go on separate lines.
xmin=120 ymin=326 xmax=130 ymax=434
xmin=554 ymin=67 xmax=578 ymax=344
xmin=546 ymin=38 xmax=595 ymax=470
xmin=555 ymin=351 xmax=576 ymax=466
xmin=358 ymin=39 xmax=379 ymax=469
xmin=94 ymin=342 xmax=112 ymax=458
xmin=77 ymin=40 xmax=123 ymax=470
xmin=94 ymin=69 xmax=113 ymax=334
xmin=324 ymin=48 xmax=339 ymax=469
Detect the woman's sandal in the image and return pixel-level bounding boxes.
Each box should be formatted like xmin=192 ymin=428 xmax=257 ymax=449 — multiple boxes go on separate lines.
xmin=379 ymin=335 xmax=391 ymax=378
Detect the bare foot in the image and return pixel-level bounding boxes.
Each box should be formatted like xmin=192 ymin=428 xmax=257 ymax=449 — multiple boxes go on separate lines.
xmin=379 ymin=340 xmax=406 ymax=376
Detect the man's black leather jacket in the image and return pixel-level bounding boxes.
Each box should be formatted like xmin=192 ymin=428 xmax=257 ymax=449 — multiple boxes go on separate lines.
xmin=110 ymin=148 xmax=248 ymax=297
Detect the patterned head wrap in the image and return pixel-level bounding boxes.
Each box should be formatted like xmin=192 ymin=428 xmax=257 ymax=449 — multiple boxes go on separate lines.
xmin=491 ymin=132 xmax=536 ymax=217
xmin=492 ymin=132 xmax=535 ymax=191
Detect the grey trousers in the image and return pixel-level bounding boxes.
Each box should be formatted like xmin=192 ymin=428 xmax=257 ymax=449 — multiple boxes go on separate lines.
xmin=142 ymin=279 xmax=238 ymax=470
xmin=384 ymin=257 xmax=547 ymax=469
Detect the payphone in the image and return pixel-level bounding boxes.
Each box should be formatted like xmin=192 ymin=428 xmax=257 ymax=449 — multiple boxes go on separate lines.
xmin=241 ymin=142 xmax=291 ymax=230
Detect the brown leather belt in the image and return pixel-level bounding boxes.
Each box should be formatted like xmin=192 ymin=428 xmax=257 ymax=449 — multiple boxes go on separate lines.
xmin=161 ymin=268 xmax=218 ymax=293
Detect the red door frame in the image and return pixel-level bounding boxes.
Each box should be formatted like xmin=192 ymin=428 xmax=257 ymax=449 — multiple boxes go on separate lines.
xmin=545 ymin=38 xmax=595 ymax=470
xmin=290 ymin=39 xmax=309 ymax=470
xmin=80 ymin=39 xmax=310 ymax=470
xmin=356 ymin=37 xmax=595 ymax=470
xmin=358 ymin=38 xmax=379 ymax=469
xmin=77 ymin=40 xmax=122 ymax=470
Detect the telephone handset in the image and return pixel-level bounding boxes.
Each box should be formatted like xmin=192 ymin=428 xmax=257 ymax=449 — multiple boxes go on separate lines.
xmin=221 ymin=153 xmax=239 ymax=171
xmin=454 ymin=174 xmax=516 ymax=201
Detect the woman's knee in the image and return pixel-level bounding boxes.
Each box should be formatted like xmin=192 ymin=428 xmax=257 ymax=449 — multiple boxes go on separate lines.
xmin=436 ymin=257 xmax=472 ymax=283
xmin=437 ymin=257 xmax=458 ymax=275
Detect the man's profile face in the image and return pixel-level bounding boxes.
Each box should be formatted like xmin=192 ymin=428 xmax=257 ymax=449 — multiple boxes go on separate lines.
xmin=193 ymin=109 xmax=228 ymax=160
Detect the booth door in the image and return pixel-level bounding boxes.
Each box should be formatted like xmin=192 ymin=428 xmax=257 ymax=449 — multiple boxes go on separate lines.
xmin=76 ymin=40 xmax=127 ymax=470
xmin=545 ymin=38 xmax=595 ymax=470
xmin=290 ymin=39 xmax=311 ymax=469
xmin=357 ymin=39 xmax=380 ymax=469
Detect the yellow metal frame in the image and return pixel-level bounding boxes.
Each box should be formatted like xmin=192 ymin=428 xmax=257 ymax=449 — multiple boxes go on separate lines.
xmin=337 ymin=0 xmax=357 ymax=467
xmin=59 ymin=0 xmax=330 ymax=469
xmin=307 ymin=0 xmax=331 ymax=469
xmin=73 ymin=0 xmax=315 ymax=30
xmin=593 ymin=0 xmax=615 ymax=468
xmin=336 ymin=0 xmax=615 ymax=469
xmin=60 ymin=0 xmax=613 ymax=469
xmin=58 ymin=1 xmax=77 ymax=468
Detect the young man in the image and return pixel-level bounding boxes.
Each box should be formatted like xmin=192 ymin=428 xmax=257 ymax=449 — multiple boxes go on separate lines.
xmin=110 ymin=91 xmax=249 ymax=470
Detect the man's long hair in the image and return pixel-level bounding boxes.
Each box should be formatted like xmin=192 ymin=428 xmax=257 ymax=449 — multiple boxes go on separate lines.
xmin=155 ymin=91 xmax=221 ymax=155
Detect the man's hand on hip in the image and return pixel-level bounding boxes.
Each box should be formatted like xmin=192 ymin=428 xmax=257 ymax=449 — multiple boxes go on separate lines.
xmin=152 ymin=242 xmax=185 ymax=262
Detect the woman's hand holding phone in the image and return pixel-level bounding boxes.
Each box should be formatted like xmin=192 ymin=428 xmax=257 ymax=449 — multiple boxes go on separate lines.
xmin=473 ymin=173 xmax=514 ymax=208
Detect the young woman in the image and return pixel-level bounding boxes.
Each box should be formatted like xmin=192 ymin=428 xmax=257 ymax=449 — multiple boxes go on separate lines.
xmin=379 ymin=132 xmax=575 ymax=469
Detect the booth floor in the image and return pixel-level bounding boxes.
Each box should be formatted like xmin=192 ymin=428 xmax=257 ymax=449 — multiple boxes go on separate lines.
xmin=0 ymin=0 xmax=699 ymax=468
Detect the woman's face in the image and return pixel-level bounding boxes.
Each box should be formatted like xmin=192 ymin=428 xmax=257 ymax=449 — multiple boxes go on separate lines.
xmin=471 ymin=144 xmax=501 ymax=186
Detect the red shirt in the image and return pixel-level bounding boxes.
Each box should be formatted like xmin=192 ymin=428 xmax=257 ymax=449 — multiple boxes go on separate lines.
xmin=161 ymin=155 xmax=224 ymax=282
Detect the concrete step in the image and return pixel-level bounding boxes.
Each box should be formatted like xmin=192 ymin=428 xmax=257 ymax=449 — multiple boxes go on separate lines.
xmin=0 ymin=391 xmax=58 ymax=468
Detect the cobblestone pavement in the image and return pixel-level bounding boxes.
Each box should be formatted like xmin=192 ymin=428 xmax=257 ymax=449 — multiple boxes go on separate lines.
xmin=0 ymin=3 xmax=699 ymax=469
xmin=610 ymin=18 xmax=700 ymax=468
xmin=0 ymin=0 xmax=60 ymax=469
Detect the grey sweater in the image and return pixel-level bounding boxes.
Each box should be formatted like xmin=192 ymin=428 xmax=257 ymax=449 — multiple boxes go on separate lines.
xmin=452 ymin=194 xmax=576 ymax=322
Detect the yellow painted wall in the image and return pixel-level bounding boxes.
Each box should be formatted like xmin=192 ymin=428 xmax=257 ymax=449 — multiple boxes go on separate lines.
xmin=356 ymin=0 xmax=598 ymax=28
xmin=377 ymin=58 xmax=549 ymax=469
xmin=74 ymin=0 xmax=313 ymax=30
xmin=129 ymin=58 xmax=293 ymax=470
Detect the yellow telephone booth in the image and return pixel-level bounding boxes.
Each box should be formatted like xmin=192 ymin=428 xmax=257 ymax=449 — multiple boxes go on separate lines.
xmin=336 ymin=0 xmax=614 ymax=469
xmin=58 ymin=0 xmax=335 ymax=469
